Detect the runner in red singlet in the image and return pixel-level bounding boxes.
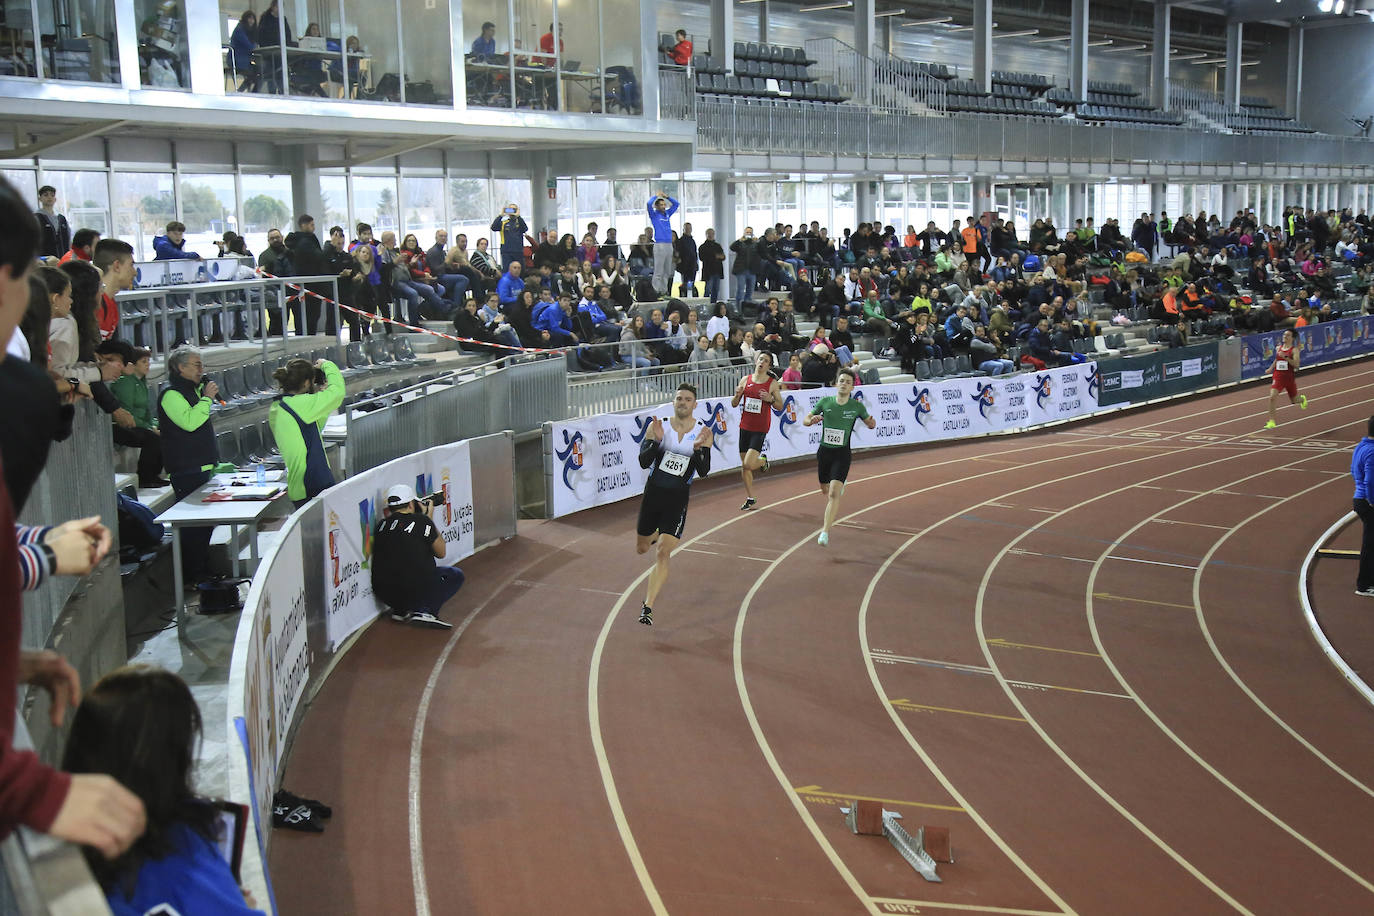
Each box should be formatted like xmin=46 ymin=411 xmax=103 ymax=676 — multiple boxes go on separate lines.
xmin=731 ymin=351 xmax=781 ymax=510
xmin=1265 ymin=328 xmax=1308 ymax=429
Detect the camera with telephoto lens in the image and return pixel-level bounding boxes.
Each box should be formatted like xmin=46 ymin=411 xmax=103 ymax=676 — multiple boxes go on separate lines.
xmin=421 ymin=489 xmax=446 ymax=508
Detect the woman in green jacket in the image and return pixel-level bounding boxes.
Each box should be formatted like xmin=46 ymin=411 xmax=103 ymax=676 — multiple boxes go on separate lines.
xmin=268 ymin=358 xmax=345 ymax=507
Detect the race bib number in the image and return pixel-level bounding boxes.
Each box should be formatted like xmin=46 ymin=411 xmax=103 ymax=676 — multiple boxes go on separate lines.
xmin=822 ymin=426 xmax=845 ymax=446
xmin=743 ymin=396 xmax=763 ymax=414
xmin=659 ymin=451 xmax=690 ymax=476
xmin=1275 ymin=360 xmax=1289 ymax=371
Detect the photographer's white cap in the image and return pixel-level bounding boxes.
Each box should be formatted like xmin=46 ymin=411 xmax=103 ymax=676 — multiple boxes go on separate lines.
xmin=385 ymin=484 xmax=416 ymax=507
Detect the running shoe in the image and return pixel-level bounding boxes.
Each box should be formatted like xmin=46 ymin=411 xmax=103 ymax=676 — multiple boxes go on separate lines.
xmin=389 ymin=611 xmax=411 ymax=623
xmin=758 ymin=454 xmax=770 ymax=474
xmin=1264 ymin=420 xmax=1278 ymax=429
xmin=1356 ymin=588 xmax=1374 ymax=598
xmin=408 ymin=611 xmax=453 ymax=630
xmin=1298 ymin=395 xmax=1308 ymax=410
xmin=740 ymin=497 xmax=757 ymax=511
xmin=817 ymin=531 xmax=829 ymax=547
xmin=639 ymin=605 xmax=653 ymax=626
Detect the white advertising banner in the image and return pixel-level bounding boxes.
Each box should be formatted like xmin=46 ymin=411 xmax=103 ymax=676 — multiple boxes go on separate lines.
xmin=241 ymin=522 xmax=309 ymax=840
xmin=548 ymin=362 xmax=1098 ymax=518
xmin=322 ymin=442 xmax=477 ymax=649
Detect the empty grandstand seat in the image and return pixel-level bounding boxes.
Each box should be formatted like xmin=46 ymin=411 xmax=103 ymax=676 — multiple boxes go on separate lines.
xmin=745 ymin=42 xmax=760 ymax=60
xmin=734 ymin=41 xmax=747 ymax=60
xmin=914 ymin=360 xmax=931 ymax=381
xmin=215 ymin=430 xmax=242 ymax=467
xmin=237 ymin=424 xmax=263 ymax=466
xmin=782 ymin=46 xmax=797 ymax=64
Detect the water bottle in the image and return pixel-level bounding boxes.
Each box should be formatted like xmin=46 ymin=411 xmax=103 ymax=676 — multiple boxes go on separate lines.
xmin=254 ymin=462 xmax=266 ymax=487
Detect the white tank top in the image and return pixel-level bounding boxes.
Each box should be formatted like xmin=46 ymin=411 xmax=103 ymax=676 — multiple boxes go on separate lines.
xmin=651 ymin=419 xmax=702 ymax=488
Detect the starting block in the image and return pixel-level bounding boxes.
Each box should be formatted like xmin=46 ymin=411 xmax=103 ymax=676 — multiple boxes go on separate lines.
xmin=840 ymin=804 xmax=950 ymax=883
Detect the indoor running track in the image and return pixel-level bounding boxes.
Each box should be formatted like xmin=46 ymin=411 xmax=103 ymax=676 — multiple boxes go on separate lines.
xmin=273 ymin=359 xmax=1374 ymax=916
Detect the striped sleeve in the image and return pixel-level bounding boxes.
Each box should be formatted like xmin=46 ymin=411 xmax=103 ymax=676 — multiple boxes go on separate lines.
xmin=16 ymin=538 xmax=54 ymax=591
xmin=16 ymin=525 xmax=53 ymax=546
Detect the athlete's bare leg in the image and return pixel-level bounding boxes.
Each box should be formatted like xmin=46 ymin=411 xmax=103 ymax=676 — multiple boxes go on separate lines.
xmin=635 ymin=532 xmax=660 ymax=554
xmin=740 ymin=464 xmax=756 ymax=499
xmin=822 ymin=480 xmax=845 ymax=534
xmin=1267 ymin=388 xmax=1280 ymax=426
xmin=644 ymin=532 xmax=679 ymax=609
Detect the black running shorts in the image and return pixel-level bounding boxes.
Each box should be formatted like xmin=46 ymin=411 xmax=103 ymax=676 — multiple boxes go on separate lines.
xmin=738 ymin=429 xmax=767 ymax=456
xmin=816 ymin=444 xmax=852 ymax=485
xmin=637 ymin=484 xmax=690 ymax=539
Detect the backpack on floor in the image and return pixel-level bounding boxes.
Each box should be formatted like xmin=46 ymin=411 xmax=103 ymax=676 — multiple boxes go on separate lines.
xmin=117 ymin=493 xmax=164 ymax=554
xmin=634 ymin=279 xmax=659 ymax=303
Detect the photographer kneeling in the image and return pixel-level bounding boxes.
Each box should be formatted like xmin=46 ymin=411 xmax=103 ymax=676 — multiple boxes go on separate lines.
xmin=370 ymin=484 xmax=463 ymax=630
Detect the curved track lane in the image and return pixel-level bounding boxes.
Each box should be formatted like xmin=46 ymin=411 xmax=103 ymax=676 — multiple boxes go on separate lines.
xmin=273 ymin=360 xmax=1374 ymax=916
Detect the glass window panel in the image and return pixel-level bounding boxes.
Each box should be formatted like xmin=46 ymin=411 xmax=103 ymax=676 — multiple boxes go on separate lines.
xmin=554 ymin=0 xmax=603 ymax=113
xmin=598 ymin=0 xmax=640 ymax=113
xmin=883 ymin=180 xmax=904 ymax=205
xmin=463 ymin=3 xmax=512 ymax=110
xmin=680 ymin=180 xmax=711 ymax=224
xmin=831 ymin=182 xmax=854 ymax=236
xmin=114 ymin=172 xmax=174 ymax=261
xmin=776 ymin=181 xmax=800 ymax=231
xmin=177 ymin=173 xmax=237 ymax=255
xmin=352 ymin=175 xmax=399 ymax=237
xmin=400 ymin=3 xmax=452 ymax=105
xmin=327 ymin=1 xmax=392 ymax=102
xmin=136 ymin=0 xmax=190 ymax=88
xmin=38 ymin=171 xmax=110 ymax=238
xmin=2 ymin=170 xmax=37 ymax=204
xmin=401 ymin=176 xmax=444 ymax=244
xmin=952 ymin=181 xmax=971 ymax=213
xmin=556 ymin=178 xmax=575 ymax=239
xmin=746 ymin=180 xmax=772 ymax=231
xmin=574 ymin=179 xmax=610 ymax=238
xmin=321 ymin=175 xmax=349 ymax=236
xmin=35 ymin=0 xmax=120 ymax=83
xmin=803 ymin=180 xmax=828 ymax=227
xmin=239 ymin=173 xmax=294 ymax=256
xmin=613 ymin=179 xmax=647 ymax=235
xmin=448 ymin=176 xmax=490 ymax=250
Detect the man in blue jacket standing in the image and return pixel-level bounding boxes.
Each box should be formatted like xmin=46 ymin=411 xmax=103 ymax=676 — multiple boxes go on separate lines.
xmin=1352 ymin=416 xmax=1374 ymax=597
xmin=648 ymin=190 xmax=679 ymax=297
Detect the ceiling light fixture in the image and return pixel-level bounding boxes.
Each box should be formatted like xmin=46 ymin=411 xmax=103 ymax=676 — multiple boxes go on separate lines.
xmin=1317 ymin=0 xmax=1333 ymax=11
xmin=875 ymin=8 xmax=907 ymax=17
xmin=998 ymin=29 xmax=1039 ymax=38
xmin=900 ymin=16 xmax=952 ymax=26
xmin=948 ymin=25 xmax=973 ymax=31
xmin=800 ymin=1 xmax=853 ymax=10
xmin=1334 ymin=0 xmax=1345 ymax=12
xmin=1101 ymin=42 xmax=1148 ymax=52
xmin=1029 ymin=34 xmax=1072 ymax=43
xmin=1087 ymin=39 xmax=1113 ymax=46
xmin=1172 ymin=51 xmax=1208 ymax=60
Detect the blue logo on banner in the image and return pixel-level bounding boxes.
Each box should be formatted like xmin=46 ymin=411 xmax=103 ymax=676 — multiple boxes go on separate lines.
xmin=1084 ymin=366 xmax=1100 ymax=399
xmin=773 ymin=395 xmax=800 ymax=439
xmin=703 ymin=401 xmax=730 ymax=452
xmin=554 ymin=429 xmax=585 ymax=489
xmin=971 ymin=382 xmax=995 ymax=419
xmin=908 ymin=385 xmax=932 ymax=426
xmin=1033 ymin=374 xmax=1053 ymax=409
xmin=630 ymin=414 xmax=654 ymax=444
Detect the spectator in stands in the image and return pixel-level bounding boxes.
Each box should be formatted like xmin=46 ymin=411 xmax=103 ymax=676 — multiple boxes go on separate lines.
xmin=270 ymin=357 xmax=344 ymax=507
xmin=470 ymin=236 xmax=501 ymax=284
xmin=454 ymin=295 xmax=503 ymax=355
xmin=372 ymin=484 xmax=464 ymax=628
xmin=91 ymin=239 xmax=133 ymax=342
xmin=618 ymin=314 xmax=658 ymax=370
xmin=62 ymin=665 xmax=261 ymax=914
xmin=491 ymin=203 xmax=528 ymax=271
xmin=698 ymin=229 xmax=725 ymax=303
xmin=46 ymin=264 xmax=102 ymax=381
xmin=153 ymin=222 xmax=200 ymax=261
xmin=401 ymin=233 xmax=462 ymax=316
xmin=647 ymin=192 xmax=679 ymax=296
xmin=730 ymin=228 xmax=761 ymax=313
xmin=670 ymin=29 xmax=692 ymax=65
xmin=470 ymin=21 xmax=496 ymax=59
xmin=675 ymin=223 xmax=699 ymax=297
xmin=1026 ymin=316 xmax=1060 ymax=368
xmin=61 ymin=228 xmax=99 ymax=265
xmin=970 ymin=325 xmax=1014 ymax=375
xmin=229 ymin=9 xmax=259 ymax=92
xmin=780 ymin=352 xmax=803 ymax=390
xmin=476 ymin=291 xmax=521 ymax=349
xmin=158 ymin=345 xmax=219 ymax=586
xmin=497 ymin=260 xmax=525 ymax=307
xmin=801 ymin=343 xmax=838 ymax=388
xmin=0 ymin=178 xmax=148 ymax=858
xmin=284 ymin=214 xmax=330 ymax=335
xmin=444 ymin=234 xmax=486 ymax=302
xmin=34 ymin=185 xmax=71 ymax=260
xmin=704 ymin=301 xmax=731 ymax=343
xmin=106 ymin=346 xmax=166 ymax=488
xmin=338 ymin=242 xmax=381 ymax=339
xmin=1269 ymin=293 xmax=1298 ymax=329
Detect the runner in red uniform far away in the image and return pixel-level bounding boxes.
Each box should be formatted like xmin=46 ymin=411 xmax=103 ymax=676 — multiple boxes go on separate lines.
xmin=1265 ymin=327 xmax=1308 ymax=429
xmin=732 ymin=351 xmax=781 ymax=511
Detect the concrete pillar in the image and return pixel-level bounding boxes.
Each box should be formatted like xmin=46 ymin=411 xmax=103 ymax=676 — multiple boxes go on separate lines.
xmin=1069 ymin=0 xmax=1089 ymax=100
xmin=1069 ymin=183 xmax=1086 ymax=227
xmin=712 ymin=172 xmax=736 ymax=297
xmin=1151 ymin=183 xmax=1167 ymax=220
xmin=1223 ymin=21 xmax=1242 ymax=111
xmin=529 ymin=153 xmax=555 ymax=239
xmin=972 ymin=0 xmax=992 ymax=93
xmin=1221 ymin=184 xmax=1238 ymax=223
xmin=288 ymin=147 xmax=324 ymax=229
xmin=972 ymin=178 xmax=993 ymax=216
xmin=1286 ymin=27 xmax=1303 ymax=121
xmin=711 ymin=0 xmax=734 ymax=72
xmin=854 ymin=0 xmax=875 ymax=104
xmin=855 ymin=178 xmax=875 ymax=223
xmin=759 ymin=0 xmax=769 ymax=44
xmin=1151 ymin=3 xmax=1170 ymax=110
xmin=639 ymin=0 xmax=659 ymax=117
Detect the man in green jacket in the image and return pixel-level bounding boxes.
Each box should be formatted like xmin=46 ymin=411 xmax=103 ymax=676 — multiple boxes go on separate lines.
xmin=268 ymin=358 xmax=345 ymax=506
xmin=107 ymin=345 xmax=166 ymax=488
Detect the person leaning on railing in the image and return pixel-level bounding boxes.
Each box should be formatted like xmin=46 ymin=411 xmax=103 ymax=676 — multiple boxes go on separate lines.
xmin=269 ymin=357 xmax=344 ymax=509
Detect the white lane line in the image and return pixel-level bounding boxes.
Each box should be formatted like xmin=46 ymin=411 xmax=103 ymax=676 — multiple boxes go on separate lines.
xmin=679 ymin=547 xmax=773 ymax=562
xmin=1153 ymin=519 xmax=1235 ymax=530
xmin=1106 ymin=555 xmax=1199 ymax=571
xmin=873 ymin=653 xmax=1129 ymax=699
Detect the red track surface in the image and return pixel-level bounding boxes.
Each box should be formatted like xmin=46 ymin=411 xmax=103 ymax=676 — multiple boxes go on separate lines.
xmin=273 ymin=360 xmax=1374 ymax=916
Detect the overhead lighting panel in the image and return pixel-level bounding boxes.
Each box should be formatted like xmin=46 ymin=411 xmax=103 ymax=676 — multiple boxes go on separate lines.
xmin=1087 ymin=39 xmax=1113 ymax=46
xmin=1029 ymin=34 xmax=1072 ymax=43
xmin=998 ymin=29 xmax=1039 ymax=38
xmin=875 ymin=8 xmax=907 ymax=16
xmin=901 ymin=16 xmax=953 ymax=26
xmin=800 ymin=1 xmax=853 ymax=10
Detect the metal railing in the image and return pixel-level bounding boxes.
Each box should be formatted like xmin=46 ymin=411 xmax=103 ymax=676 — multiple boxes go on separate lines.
xmin=692 ymin=95 xmax=1374 ymax=172
xmin=1170 ymin=81 xmax=1241 ymax=133
xmin=342 ymin=355 xmax=569 ymax=474
xmin=568 ymin=362 xmax=743 ymax=416
xmin=868 ymin=46 xmax=948 ymax=114
xmin=659 ymin=67 xmax=694 ymax=121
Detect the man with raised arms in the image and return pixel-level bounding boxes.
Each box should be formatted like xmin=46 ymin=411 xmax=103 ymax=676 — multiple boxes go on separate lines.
xmin=802 ymin=367 xmax=875 ymax=547
xmin=634 ymin=383 xmax=714 ymax=625
xmin=731 ymin=351 xmax=780 ymax=511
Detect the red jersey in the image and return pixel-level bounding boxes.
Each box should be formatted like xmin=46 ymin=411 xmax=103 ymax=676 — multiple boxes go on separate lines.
xmin=739 ymin=374 xmax=774 ymax=433
xmin=97 ymin=292 xmax=119 ymax=340
xmin=1273 ymin=343 xmax=1295 ymax=376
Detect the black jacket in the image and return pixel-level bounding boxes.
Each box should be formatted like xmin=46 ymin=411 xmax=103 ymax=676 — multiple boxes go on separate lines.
xmin=697 ymin=240 xmax=725 ymax=279
xmin=157 ymin=375 xmax=218 ymax=475
xmin=285 ymin=230 xmax=325 ymax=276
xmin=730 ymin=237 xmax=761 ymax=274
